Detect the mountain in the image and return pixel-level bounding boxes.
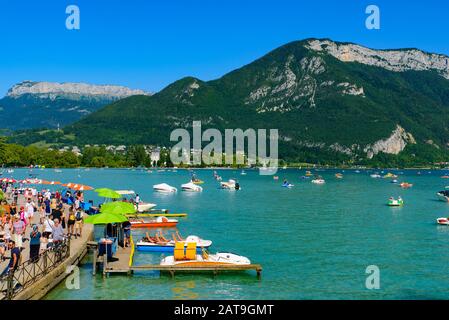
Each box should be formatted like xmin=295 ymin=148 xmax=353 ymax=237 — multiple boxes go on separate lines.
xmin=0 ymin=81 xmax=150 ymax=130
xmin=13 ymin=39 xmax=449 ymax=164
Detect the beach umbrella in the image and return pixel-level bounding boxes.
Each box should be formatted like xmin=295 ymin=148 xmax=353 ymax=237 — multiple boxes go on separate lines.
xmin=95 ymin=188 xmax=121 ymax=199
xmin=84 ymin=212 xmax=128 ymax=225
xmin=63 ymin=183 xmax=93 ymax=191
xmin=100 ymin=201 xmax=136 ymax=215
xmin=42 ymin=180 xmax=61 ymax=185
xmin=1 ymin=178 xmax=16 ymax=183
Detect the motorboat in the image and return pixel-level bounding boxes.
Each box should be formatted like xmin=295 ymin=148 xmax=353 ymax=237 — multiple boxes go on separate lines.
xmin=160 ymin=242 xmax=251 ymax=266
xmin=136 ymin=235 xmax=212 ymax=252
xmin=181 ymin=181 xmax=203 ymax=192
xmin=116 ymin=190 xmax=157 ymax=212
xmin=311 ymin=178 xmax=325 ymax=184
xmin=335 ymin=173 xmax=343 ymax=179
xmin=220 ymin=179 xmax=240 ymax=190
xmin=387 ymin=197 xmax=404 ymax=206
xmin=391 ymin=179 xmax=398 ymax=184
xmin=399 ymin=182 xmax=413 ymax=189
xmin=305 ymin=171 xmax=313 ymax=177
xmin=129 ymin=216 xmax=178 ymax=228
xmin=441 ymin=175 xmax=449 ymax=179
xmin=437 ymin=190 xmax=449 ymax=202
xmin=383 ymin=173 xmax=398 ymax=179
xmin=437 ymin=217 xmax=449 ymax=225
xmin=153 ymin=183 xmax=177 ymax=193
xmin=241 ymin=170 xmax=247 ymax=175
xmin=370 ymin=174 xmax=381 ymax=178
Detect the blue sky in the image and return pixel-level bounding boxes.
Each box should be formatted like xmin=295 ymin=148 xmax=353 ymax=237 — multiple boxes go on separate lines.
xmin=0 ymin=0 xmax=448 ymax=95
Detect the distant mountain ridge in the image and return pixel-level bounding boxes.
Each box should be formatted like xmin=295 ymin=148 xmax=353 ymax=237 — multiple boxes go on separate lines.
xmin=0 ymin=81 xmax=150 ymax=130
xmin=7 ymin=39 xmax=449 ymax=165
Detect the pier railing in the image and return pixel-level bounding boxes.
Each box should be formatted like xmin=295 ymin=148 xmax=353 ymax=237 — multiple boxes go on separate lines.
xmin=0 ymin=237 xmax=70 ymax=300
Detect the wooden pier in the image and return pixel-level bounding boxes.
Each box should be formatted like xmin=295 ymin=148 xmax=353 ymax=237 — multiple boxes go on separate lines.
xmin=130 ymin=264 xmax=263 ymax=279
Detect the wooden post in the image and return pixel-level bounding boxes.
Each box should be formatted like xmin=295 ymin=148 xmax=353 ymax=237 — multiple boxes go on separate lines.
xmin=92 ymin=247 xmax=97 ymax=275
xmin=6 ymin=271 xmax=14 ymax=300
xmin=257 ymin=268 xmax=262 ymax=280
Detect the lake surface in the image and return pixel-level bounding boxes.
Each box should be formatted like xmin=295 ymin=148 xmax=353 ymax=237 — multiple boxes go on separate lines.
xmin=9 ymin=167 xmax=449 ymax=299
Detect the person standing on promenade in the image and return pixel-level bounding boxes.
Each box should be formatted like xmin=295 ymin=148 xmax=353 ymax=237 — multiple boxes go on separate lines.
xmin=0 ymin=240 xmax=20 ymax=277
xmin=12 ymin=216 xmax=26 ymax=249
xmin=74 ymin=209 xmax=83 ymax=239
xmin=29 ymin=225 xmax=41 ymax=263
xmin=51 ymin=218 xmax=65 ymax=246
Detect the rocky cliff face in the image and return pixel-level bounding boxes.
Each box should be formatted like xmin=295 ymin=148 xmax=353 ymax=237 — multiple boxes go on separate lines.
xmin=7 ymin=81 xmax=150 ymax=100
xmin=0 ymin=81 xmax=150 ymax=130
xmin=364 ymin=125 xmax=416 ymax=159
xmin=305 ymin=39 xmax=449 ymax=79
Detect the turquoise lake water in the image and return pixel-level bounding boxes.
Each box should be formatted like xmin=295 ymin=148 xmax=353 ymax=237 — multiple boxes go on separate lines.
xmin=9 ymin=167 xmax=449 ymax=299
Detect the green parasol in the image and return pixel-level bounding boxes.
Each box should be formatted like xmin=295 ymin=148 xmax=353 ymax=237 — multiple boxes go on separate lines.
xmin=95 ymin=188 xmax=121 ymax=199
xmin=84 ymin=212 xmax=128 ymax=225
xmin=100 ymin=201 xmax=136 ymax=215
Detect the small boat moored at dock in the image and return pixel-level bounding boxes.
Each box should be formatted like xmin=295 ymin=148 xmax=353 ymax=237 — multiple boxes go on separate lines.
xmin=130 ymin=216 xmax=178 ymax=228
xmin=136 ymin=235 xmax=212 ymax=252
xmin=161 ymin=242 xmax=251 ymax=267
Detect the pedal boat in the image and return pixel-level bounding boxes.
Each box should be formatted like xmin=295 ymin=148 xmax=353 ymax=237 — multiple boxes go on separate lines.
xmin=160 ymin=242 xmax=251 ymax=267
xmin=136 ymin=235 xmax=212 ymax=252
xmin=387 ymin=198 xmax=404 ymax=206
xmin=130 ymin=216 xmax=178 ymax=228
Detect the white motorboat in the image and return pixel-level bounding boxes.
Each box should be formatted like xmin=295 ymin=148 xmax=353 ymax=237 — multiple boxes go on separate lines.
xmin=311 ymin=178 xmax=325 ymax=184
xmin=181 ymin=181 xmax=203 ymax=192
xmin=437 ymin=190 xmax=449 ymax=202
xmin=161 ymin=251 xmax=251 ymax=266
xmin=370 ymin=174 xmax=381 ymax=178
xmin=136 ymin=235 xmax=212 ymax=252
xmin=116 ymin=190 xmax=157 ymax=212
xmin=153 ymin=183 xmax=177 ymax=193
xmin=220 ymin=179 xmax=240 ymax=190
xmin=437 ymin=217 xmax=449 ymax=225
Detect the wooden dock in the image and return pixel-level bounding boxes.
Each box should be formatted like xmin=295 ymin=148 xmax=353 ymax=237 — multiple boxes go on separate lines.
xmin=130 ymin=264 xmax=262 ymax=278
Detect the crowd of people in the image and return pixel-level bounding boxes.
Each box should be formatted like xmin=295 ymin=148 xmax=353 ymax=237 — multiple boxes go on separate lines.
xmin=0 ymin=182 xmax=86 ymax=277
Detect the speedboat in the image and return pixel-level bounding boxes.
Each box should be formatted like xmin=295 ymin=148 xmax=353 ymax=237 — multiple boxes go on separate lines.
xmin=399 ymin=182 xmax=413 ymax=189
xmin=335 ymin=173 xmax=343 ymax=179
xmin=136 ymin=235 xmax=212 ymax=252
xmin=281 ymin=182 xmax=294 ymax=188
xmin=370 ymin=174 xmax=381 ymax=178
xmin=241 ymin=170 xmax=247 ymax=175
xmin=220 ymin=179 xmax=240 ymax=190
xmin=116 ymin=190 xmax=157 ymax=212
xmin=437 ymin=217 xmax=449 ymax=225
xmin=391 ymin=179 xmax=398 ymax=184
xmin=311 ymin=178 xmax=325 ymax=184
xmin=129 ymin=216 xmax=178 ymax=228
xmin=153 ymin=183 xmax=177 ymax=193
xmin=437 ymin=190 xmax=449 ymax=202
xmin=181 ymin=181 xmax=203 ymax=192
xmin=383 ymin=173 xmax=398 ymax=179
xmin=387 ymin=197 xmax=404 ymax=206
